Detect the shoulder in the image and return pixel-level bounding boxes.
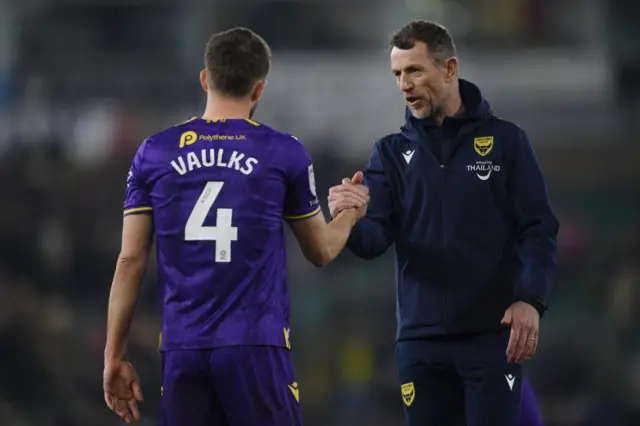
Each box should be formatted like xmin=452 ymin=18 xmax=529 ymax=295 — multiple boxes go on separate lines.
xmin=245 ymin=121 xmax=313 ymax=172
xmin=489 ymin=116 xmax=525 ymax=133
xmin=137 ymin=118 xmax=197 ymax=151
xmin=477 ymin=116 xmax=528 ymax=158
xmin=150 ymin=117 xmax=203 ymax=146
xmin=484 ymin=116 xmax=527 ymax=141
xmin=254 ymin=121 xmax=307 ymax=146
xmin=249 ymin=121 xmax=313 ymax=156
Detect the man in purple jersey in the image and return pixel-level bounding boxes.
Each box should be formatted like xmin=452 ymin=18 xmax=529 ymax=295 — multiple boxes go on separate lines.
xmin=102 ymin=28 xmax=370 ymax=425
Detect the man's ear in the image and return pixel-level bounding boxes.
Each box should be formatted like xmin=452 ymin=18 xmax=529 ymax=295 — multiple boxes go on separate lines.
xmin=200 ymin=69 xmax=208 ymax=92
xmin=251 ymin=80 xmax=267 ymax=102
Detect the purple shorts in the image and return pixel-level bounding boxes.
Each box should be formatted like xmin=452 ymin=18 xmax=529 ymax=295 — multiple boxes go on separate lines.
xmin=160 ymin=346 xmax=302 ymax=426
xmin=520 ymin=375 xmax=543 ymax=426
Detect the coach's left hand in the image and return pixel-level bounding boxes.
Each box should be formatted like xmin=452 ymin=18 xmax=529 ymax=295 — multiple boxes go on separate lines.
xmin=501 ymin=301 xmax=540 ymax=364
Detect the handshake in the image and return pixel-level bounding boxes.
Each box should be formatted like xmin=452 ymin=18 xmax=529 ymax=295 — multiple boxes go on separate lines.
xmin=327 ymin=171 xmax=370 ymax=220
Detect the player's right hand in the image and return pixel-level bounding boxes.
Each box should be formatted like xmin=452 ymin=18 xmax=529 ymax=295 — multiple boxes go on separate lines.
xmin=328 ymin=171 xmax=369 ymax=218
xmin=103 ymin=359 xmax=144 ymax=423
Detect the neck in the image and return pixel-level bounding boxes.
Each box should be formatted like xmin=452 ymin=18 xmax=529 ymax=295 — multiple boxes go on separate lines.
xmin=435 ymin=81 xmax=463 ymax=125
xmin=202 ymin=94 xmax=252 ymax=121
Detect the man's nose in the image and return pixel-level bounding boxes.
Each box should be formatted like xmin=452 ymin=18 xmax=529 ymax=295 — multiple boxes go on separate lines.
xmin=399 ymin=76 xmax=412 ymax=92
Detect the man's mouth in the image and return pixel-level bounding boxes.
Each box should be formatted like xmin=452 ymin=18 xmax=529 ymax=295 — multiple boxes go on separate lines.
xmin=405 ymin=96 xmax=421 ymax=107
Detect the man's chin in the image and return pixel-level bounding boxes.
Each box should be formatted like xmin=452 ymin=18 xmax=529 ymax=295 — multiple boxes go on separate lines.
xmin=409 ymin=106 xmax=430 ymax=120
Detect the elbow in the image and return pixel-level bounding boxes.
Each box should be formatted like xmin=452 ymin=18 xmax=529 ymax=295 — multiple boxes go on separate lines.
xmin=117 ymin=251 xmax=148 ymax=271
xmin=310 ymin=258 xmax=329 ymax=268
xmin=346 ymin=219 xmax=391 ymax=260
xmin=347 ymin=240 xmax=387 ymax=260
xmin=306 ymin=249 xmax=332 ymax=268
xmin=350 ymin=247 xmax=385 ymax=260
xmin=356 ymin=249 xmax=384 ymax=260
xmin=521 ymin=213 xmax=560 ymax=239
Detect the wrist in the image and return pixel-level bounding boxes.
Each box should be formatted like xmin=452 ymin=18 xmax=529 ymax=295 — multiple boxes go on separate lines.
xmin=335 ymin=208 xmax=358 ymax=226
xmin=104 ymin=347 xmax=128 ymax=363
xmin=520 ymin=295 xmax=546 ymax=317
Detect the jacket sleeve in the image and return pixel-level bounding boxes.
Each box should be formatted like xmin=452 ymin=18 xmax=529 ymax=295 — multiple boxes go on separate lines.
xmin=346 ymin=142 xmax=395 ymax=259
xmin=508 ymin=128 xmax=560 ymax=312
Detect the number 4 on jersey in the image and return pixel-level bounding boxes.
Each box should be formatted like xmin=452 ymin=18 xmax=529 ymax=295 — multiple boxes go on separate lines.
xmin=185 ymin=181 xmax=238 ymax=263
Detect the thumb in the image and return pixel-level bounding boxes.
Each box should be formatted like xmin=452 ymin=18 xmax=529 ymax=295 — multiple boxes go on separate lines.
xmin=501 ymin=308 xmax=512 ymax=326
xmin=351 ymin=171 xmax=364 ymax=185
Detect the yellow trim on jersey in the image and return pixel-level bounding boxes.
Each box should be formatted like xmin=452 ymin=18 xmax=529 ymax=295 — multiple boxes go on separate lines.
xmin=284 ymin=206 xmax=321 ymax=220
xmin=123 ymin=206 xmax=153 ymax=215
xmin=175 ymin=116 xmax=198 ymax=126
xmin=244 ymin=119 xmax=260 ymax=126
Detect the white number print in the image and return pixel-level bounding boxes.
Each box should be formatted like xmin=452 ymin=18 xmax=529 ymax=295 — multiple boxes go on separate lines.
xmin=185 ymin=181 xmax=238 ymax=263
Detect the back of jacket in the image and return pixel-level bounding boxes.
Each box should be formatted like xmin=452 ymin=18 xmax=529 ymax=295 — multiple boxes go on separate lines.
xmin=347 ymin=79 xmax=559 ymax=340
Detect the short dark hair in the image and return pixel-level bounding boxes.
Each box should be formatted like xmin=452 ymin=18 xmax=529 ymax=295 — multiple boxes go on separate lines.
xmin=204 ymin=27 xmax=271 ymax=98
xmin=390 ymin=20 xmax=456 ymax=63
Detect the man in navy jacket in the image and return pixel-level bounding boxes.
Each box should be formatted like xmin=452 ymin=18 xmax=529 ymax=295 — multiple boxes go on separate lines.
xmin=329 ymin=20 xmax=558 ymax=426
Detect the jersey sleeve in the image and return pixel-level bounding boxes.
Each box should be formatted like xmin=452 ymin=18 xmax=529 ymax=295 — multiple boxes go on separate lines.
xmin=282 ymin=137 xmax=321 ymax=221
xmin=123 ymin=138 xmax=153 ymax=216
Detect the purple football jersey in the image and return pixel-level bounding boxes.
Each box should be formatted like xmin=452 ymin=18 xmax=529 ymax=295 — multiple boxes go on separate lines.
xmin=123 ymin=118 xmax=320 ymax=351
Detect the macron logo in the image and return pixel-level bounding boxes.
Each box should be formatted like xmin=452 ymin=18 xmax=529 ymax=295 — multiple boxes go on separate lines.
xmin=402 ymin=149 xmax=415 ymax=164
xmin=505 ymin=374 xmax=516 ymax=391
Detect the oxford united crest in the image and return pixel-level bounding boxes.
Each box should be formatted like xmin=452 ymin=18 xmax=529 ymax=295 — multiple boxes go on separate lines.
xmin=474 ymin=136 xmax=494 ymax=156
xmin=401 ymin=382 xmax=415 ymax=407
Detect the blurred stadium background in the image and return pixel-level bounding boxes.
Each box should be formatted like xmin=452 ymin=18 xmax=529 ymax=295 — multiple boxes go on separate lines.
xmin=1 ymin=0 xmax=639 ymax=425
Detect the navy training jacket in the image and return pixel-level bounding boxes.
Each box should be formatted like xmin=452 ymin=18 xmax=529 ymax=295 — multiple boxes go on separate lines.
xmin=347 ymin=79 xmax=559 ymax=340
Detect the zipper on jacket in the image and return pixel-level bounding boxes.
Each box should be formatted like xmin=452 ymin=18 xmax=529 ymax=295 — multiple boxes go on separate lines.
xmin=439 ymin=162 xmax=448 ymax=332
xmin=415 ymin=122 xmax=452 ymax=332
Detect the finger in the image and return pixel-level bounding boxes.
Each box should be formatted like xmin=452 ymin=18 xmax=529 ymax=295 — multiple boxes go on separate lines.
xmin=327 ymin=193 xmax=368 ymax=208
xmin=128 ymin=398 xmax=141 ymax=422
xmin=335 ymin=199 xmax=366 ymax=214
xmin=329 ymin=183 xmax=369 ymax=196
xmin=351 ymin=171 xmax=364 ymax=184
xmin=132 ymin=381 xmax=144 ymax=402
xmin=328 ymin=189 xmax=369 ymax=205
xmin=531 ymin=336 xmax=538 ymax=358
xmin=500 ymin=308 xmax=512 ymax=326
xmin=105 ymin=391 xmax=114 ymax=410
xmin=513 ymin=328 xmax=530 ymax=363
xmin=328 ymin=202 xmax=346 ymax=218
xmin=113 ymin=398 xmax=131 ymax=423
xmin=332 ymin=203 xmax=360 ymax=218
xmin=328 ymin=188 xmax=369 ymax=204
xmin=506 ymin=327 xmax=520 ymax=362
xmin=524 ymin=331 xmax=538 ymax=360
xmin=327 ymin=193 xmax=369 ymax=206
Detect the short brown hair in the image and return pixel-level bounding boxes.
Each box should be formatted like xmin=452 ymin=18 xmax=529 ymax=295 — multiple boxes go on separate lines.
xmin=204 ymin=27 xmax=271 ymax=98
xmin=390 ymin=20 xmax=456 ymax=63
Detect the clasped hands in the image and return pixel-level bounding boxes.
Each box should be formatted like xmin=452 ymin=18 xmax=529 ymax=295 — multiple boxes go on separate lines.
xmin=327 ymin=171 xmax=370 ymax=219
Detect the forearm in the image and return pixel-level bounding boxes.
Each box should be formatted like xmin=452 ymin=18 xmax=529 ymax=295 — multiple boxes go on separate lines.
xmin=104 ymin=255 xmax=147 ymax=361
xmin=320 ymin=209 xmax=359 ymax=265
xmin=346 ymin=217 xmax=392 ymax=259
xmin=519 ymin=227 xmax=558 ymax=301
xmin=509 ymin=127 xmax=560 ymax=309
